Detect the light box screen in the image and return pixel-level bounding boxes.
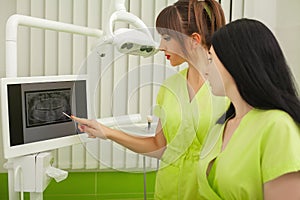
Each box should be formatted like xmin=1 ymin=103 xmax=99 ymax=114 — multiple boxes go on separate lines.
xmin=6 ymin=77 xmax=87 ymax=146
xmin=25 ymin=88 xmax=72 ymax=128
xmin=1 ymin=75 xmax=89 ymax=159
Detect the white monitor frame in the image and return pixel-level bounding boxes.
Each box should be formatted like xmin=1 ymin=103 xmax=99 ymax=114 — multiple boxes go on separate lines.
xmin=1 ymin=75 xmax=89 ymax=159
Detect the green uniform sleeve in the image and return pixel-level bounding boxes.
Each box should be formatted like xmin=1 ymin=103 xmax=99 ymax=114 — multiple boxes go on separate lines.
xmin=261 ymin=112 xmax=300 ymax=183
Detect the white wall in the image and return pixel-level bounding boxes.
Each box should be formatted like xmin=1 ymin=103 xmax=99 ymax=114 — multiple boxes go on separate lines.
xmin=275 ymin=0 xmax=300 ymax=90
xmin=0 ymin=0 xmax=16 ymax=77
xmin=0 ymin=0 xmax=16 ymax=173
xmin=0 ymin=0 xmax=299 ymax=173
xmin=244 ymin=0 xmax=300 ymax=90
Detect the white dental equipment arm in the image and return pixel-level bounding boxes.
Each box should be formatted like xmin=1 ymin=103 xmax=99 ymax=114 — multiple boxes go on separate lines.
xmin=106 ymin=0 xmax=151 ymax=37
xmin=6 ymin=14 xmax=103 ymax=78
xmin=6 ymin=1 xmax=157 ymax=79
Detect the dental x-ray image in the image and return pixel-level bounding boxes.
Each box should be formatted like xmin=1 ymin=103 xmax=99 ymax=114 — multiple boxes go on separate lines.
xmin=25 ymin=89 xmax=72 ymax=127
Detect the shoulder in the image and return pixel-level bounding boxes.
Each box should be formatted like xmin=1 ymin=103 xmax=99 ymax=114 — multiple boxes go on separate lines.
xmin=157 ymin=68 xmax=187 ymax=96
xmin=255 ymin=109 xmax=300 ymax=183
xmin=156 ymin=69 xmax=187 ymax=103
xmin=252 ymin=109 xmax=297 ymax=127
xmin=250 ymin=109 xmax=300 ymax=146
xmin=162 ymin=68 xmax=187 ymax=86
xmin=234 ymin=109 xmax=300 ymax=144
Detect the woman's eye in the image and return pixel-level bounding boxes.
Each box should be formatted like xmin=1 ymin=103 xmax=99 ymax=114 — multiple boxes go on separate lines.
xmin=163 ymin=35 xmax=171 ymax=41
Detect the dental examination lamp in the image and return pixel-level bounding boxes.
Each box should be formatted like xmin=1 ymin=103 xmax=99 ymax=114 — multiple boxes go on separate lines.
xmin=93 ymin=0 xmax=159 ymax=57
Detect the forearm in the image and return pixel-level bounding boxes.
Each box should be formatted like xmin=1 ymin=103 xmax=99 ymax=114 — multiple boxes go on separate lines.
xmin=110 ymin=130 xmax=166 ymax=158
xmin=104 ymin=126 xmax=166 ymax=158
xmin=264 ymin=172 xmax=300 ymax=200
xmin=72 ymin=115 xmax=166 ymax=158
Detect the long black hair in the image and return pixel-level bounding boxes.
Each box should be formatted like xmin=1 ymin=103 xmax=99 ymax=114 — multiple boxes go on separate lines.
xmin=212 ymin=18 xmax=300 ymax=123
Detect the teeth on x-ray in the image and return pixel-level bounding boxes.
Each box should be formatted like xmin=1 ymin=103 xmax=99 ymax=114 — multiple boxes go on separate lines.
xmin=26 ymin=90 xmax=71 ymax=127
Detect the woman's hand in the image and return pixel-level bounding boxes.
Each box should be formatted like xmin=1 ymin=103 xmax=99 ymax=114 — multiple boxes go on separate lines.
xmin=71 ymin=115 xmax=108 ymax=139
xmin=71 ymin=116 xmax=166 ymax=158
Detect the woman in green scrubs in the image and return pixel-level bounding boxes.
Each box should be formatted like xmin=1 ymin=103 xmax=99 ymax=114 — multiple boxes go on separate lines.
xmin=198 ymin=18 xmax=300 ymax=199
xmin=73 ymin=0 xmax=228 ymax=199
xmin=152 ymin=1 xmax=228 ymax=199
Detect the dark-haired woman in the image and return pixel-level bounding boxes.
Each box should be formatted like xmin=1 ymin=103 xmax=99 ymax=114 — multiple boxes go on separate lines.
xmin=198 ymin=18 xmax=300 ymax=199
xmin=72 ymin=0 xmax=228 ymax=199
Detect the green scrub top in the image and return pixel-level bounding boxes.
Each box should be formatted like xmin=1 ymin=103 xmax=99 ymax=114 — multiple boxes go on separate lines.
xmin=198 ymin=109 xmax=300 ymax=200
xmin=154 ymin=68 xmax=228 ymax=200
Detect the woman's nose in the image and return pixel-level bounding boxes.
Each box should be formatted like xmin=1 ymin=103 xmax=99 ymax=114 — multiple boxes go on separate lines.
xmin=158 ymin=39 xmax=166 ymax=51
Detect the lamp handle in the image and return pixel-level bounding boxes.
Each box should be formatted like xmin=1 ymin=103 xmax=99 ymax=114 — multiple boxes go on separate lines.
xmin=107 ymin=11 xmax=152 ymax=40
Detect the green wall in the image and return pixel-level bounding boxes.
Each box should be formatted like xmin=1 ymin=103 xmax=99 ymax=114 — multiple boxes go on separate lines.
xmin=0 ymin=171 xmax=156 ymax=200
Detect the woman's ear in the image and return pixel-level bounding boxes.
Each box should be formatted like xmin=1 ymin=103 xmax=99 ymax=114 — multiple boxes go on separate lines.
xmin=191 ymin=33 xmax=202 ymax=48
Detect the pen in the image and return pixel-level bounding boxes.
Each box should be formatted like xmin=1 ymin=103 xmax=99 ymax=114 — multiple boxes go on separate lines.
xmin=62 ymin=112 xmax=72 ymax=120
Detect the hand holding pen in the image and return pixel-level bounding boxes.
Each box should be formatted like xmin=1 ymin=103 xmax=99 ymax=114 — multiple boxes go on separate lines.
xmin=72 ymin=115 xmax=109 ymax=139
xmin=62 ymin=112 xmax=107 ymax=139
